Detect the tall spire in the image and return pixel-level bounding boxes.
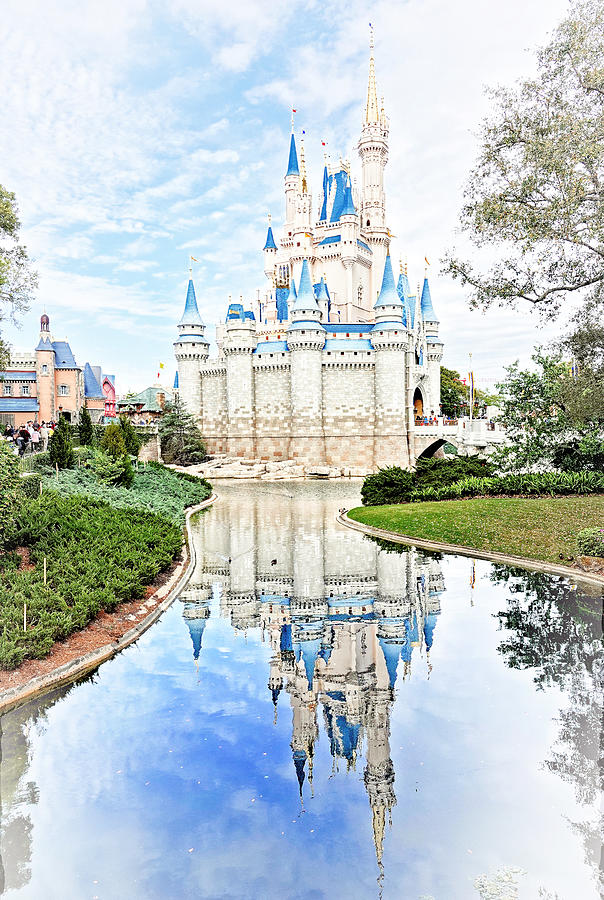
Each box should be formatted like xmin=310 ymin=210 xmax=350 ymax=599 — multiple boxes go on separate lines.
xmin=365 ymin=24 xmax=379 ymax=124
xmin=286 ymin=132 xmax=299 ymax=177
xmin=300 ymin=135 xmax=308 ymax=193
xmin=374 ymin=252 xmax=403 ymax=309
xmin=179 ymin=276 xmax=204 ymax=327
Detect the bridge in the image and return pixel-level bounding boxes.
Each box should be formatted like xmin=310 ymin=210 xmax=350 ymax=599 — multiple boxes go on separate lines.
xmin=411 ymin=418 xmax=506 ymax=463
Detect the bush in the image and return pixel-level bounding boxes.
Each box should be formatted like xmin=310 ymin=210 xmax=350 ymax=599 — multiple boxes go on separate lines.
xmin=100 ymin=422 xmax=133 ymax=486
xmin=20 ymin=473 xmax=42 ymax=498
xmin=0 ymin=440 xmax=20 ymax=546
xmin=91 ymin=448 xmax=133 ymax=486
xmin=42 ymin=460 xmax=211 ymax=524
xmin=78 ymin=406 xmax=94 ymax=446
xmin=576 ymin=527 xmax=604 ymax=557
xmin=49 ymin=418 xmax=75 ymax=469
xmin=159 ymin=394 xmax=206 ymax=465
xmin=361 ymin=457 xmax=494 ymax=506
xmin=118 ymin=415 xmax=142 ymax=456
xmin=409 ymin=470 xmax=604 ymax=503
xmin=0 ymin=493 xmax=183 ymax=669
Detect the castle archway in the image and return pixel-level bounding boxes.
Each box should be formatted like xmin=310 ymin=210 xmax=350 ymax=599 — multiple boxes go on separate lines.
xmin=413 ymin=388 xmax=424 ymax=421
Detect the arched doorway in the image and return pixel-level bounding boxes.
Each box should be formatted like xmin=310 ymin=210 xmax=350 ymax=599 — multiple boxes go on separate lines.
xmin=413 ymin=388 xmax=424 ymax=422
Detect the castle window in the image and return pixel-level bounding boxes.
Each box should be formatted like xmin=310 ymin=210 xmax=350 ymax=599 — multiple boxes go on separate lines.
xmin=41 ymin=364 xmax=48 ymax=375
xmin=21 ymin=384 xmax=30 ymax=396
xmin=358 ymin=285 xmax=363 ymax=305
xmin=366 ymin=219 xmax=370 ymax=226
xmin=3 ymin=384 xmax=11 ymax=396
xmin=58 ymin=384 xmax=69 ymax=396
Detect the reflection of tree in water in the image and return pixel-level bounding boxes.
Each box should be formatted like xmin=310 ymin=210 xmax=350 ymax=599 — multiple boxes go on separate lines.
xmin=490 ymin=566 xmax=603 ymax=893
xmin=0 ymin=676 xmax=93 ymax=895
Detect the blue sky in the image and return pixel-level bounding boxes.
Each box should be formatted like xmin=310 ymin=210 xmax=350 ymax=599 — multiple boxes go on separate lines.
xmin=3 ymin=0 xmax=571 ymax=393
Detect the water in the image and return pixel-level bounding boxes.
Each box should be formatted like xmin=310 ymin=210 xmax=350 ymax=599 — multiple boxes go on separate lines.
xmin=0 ymin=481 xmax=602 ymax=900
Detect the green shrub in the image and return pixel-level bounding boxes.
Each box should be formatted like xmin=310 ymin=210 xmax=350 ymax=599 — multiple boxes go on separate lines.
xmin=576 ymin=527 xmax=604 ymax=557
xmin=78 ymin=406 xmax=94 ymax=446
xmin=118 ymin=415 xmax=142 ymax=456
xmin=49 ymin=418 xmax=75 ymax=469
xmin=91 ymin=448 xmax=132 ymax=486
xmin=414 ymin=456 xmax=493 ymax=488
xmin=20 ymin=473 xmax=42 ymax=498
xmin=159 ymin=395 xmax=206 ymax=465
xmin=0 ymin=440 xmax=20 ymax=546
xmin=361 ymin=467 xmax=415 ymax=506
xmin=99 ymin=423 xmax=133 ymax=486
xmin=0 ymin=493 xmax=183 ymax=669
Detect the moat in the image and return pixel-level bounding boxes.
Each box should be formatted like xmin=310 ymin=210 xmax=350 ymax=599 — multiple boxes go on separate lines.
xmin=0 ymin=482 xmax=602 ymax=899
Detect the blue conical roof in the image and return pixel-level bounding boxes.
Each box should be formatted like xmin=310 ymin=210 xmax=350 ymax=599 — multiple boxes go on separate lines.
xmin=424 ymin=613 xmax=439 ymax=651
xmin=179 ymin=279 xmax=203 ymax=327
xmin=173 ymin=371 xmax=179 ymax=389
xmin=263 ymin=225 xmax=277 ymax=251
xmin=292 ymin=259 xmax=320 ymax=312
xmin=315 ymin=276 xmax=329 ymax=303
xmin=421 ymin=276 xmax=439 ymax=322
xmin=286 ymin=133 xmax=299 ymax=176
xmin=186 ymin=616 xmax=207 ymax=660
xmin=379 ymin=637 xmax=400 ymax=688
xmin=289 ymin=277 xmax=297 ymax=301
xmin=374 ymin=254 xmax=403 ymax=308
xmin=83 ymin=363 xmax=103 ymax=399
xmin=299 ymin=637 xmax=321 ymax=689
xmin=341 ymin=180 xmax=356 ymax=216
xmin=319 ymin=165 xmax=330 ymax=221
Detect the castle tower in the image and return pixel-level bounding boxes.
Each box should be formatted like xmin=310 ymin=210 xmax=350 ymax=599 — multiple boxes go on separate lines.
xmin=340 ymin=179 xmax=359 ymax=317
xmin=173 ymin=272 xmax=209 ymax=419
xmin=284 ymin=127 xmax=300 ymax=231
xmin=262 ymin=215 xmax=278 ymax=280
xmin=223 ymin=299 xmax=257 ymax=456
xmin=358 ymin=28 xmax=390 ymax=303
xmin=35 ymin=312 xmax=55 ymax=422
xmin=287 ymin=259 xmax=326 ymax=463
xmin=371 ymin=254 xmax=410 ymax=468
xmin=421 ymin=274 xmax=443 ymax=415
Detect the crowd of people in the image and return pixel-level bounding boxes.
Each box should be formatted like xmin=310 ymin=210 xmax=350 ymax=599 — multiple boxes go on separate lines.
xmin=3 ymin=421 xmax=55 ymax=456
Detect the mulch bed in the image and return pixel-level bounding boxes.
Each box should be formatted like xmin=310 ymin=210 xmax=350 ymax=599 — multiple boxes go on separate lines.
xmin=0 ymin=550 xmax=186 ymax=695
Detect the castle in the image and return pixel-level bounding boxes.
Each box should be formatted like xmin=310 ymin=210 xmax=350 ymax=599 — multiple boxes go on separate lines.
xmin=175 ymin=34 xmax=443 ymax=471
xmin=1 ymin=313 xmax=116 ymax=426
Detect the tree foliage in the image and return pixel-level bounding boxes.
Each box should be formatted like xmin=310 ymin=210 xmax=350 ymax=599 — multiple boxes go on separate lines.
xmin=0 ymin=441 xmax=20 ymax=547
xmin=118 ymin=414 xmax=142 ymax=456
xmin=444 ymin=1 xmax=604 ymax=319
xmin=159 ymin=394 xmax=206 ymax=465
xmin=78 ymin=406 xmax=94 ymax=447
xmin=100 ymin=423 xmax=133 ymax=486
xmin=0 ymin=186 xmax=38 ymax=370
xmin=493 ymin=348 xmax=604 ymax=472
xmin=440 ymin=366 xmax=499 ymax=416
xmin=48 ymin=418 xmax=75 ymax=470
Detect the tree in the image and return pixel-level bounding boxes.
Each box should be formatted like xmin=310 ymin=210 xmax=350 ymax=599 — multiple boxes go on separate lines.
xmin=492 ymin=349 xmax=603 ymax=471
xmin=440 ymin=367 xmax=466 ymax=417
xmin=48 ymin=418 xmax=75 ymax=469
xmin=78 ymin=406 xmax=94 ymax=447
xmin=0 ymin=441 xmax=20 ymax=547
xmin=159 ymin=395 xmax=206 ymax=465
xmin=444 ymin=1 xmax=604 ymax=320
xmin=118 ymin=415 xmax=141 ymax=456
xmin=0 ymin=186 xmax=38 ymax=370
xmin=99 ymin=423 xmax=133 ymax=486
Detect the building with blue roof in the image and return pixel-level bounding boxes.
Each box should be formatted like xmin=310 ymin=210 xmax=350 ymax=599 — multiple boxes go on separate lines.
xmin=1 ymin=312 xmax=116 ymax=426
xmin=176 ymin=31 xmax=443 ymax=469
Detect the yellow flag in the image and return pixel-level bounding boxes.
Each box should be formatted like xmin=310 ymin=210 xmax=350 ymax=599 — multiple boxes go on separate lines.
xmin=159 ymin=362 xmax=164 ymax=369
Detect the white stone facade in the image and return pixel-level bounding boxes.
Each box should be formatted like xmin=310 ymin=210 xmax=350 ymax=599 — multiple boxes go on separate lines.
xmin=175 ymin=37 xmax=444 ymax=471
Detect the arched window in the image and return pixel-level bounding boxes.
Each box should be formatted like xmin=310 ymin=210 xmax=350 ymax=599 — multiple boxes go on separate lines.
xmin=357 ymin=285 xmax=363 ymax=305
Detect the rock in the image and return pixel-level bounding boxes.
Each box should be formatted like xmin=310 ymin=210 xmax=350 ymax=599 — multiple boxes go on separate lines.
xmin=305 ymin=466 xmax=330 ymax=477
xmin=576 ymin=555 xmax=604 ymax=575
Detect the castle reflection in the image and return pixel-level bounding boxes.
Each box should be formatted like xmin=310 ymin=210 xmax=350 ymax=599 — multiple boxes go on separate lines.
xmin=180 ymin=484 xmax=444 ymax=875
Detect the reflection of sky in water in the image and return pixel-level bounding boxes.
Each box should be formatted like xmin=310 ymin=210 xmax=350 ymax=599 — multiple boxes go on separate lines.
xmin=0 ymin=481 xmax=601 ymax=900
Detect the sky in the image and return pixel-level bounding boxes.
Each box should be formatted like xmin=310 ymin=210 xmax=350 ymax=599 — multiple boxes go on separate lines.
xmin=2 ymin=0 xmax=573 ymax=393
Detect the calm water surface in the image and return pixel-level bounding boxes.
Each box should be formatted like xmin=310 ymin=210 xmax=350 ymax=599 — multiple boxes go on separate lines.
xmin=0 ymin=481 xmax=602 ymax=900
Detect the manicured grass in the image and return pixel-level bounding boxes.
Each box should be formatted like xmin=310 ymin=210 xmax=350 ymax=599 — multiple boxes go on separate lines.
xmin=348 ymin=495 xmax=604 ymax=564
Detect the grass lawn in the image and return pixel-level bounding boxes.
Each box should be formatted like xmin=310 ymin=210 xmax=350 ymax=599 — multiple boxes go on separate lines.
xmin=348 ymin=495 xmax=604 ymax=564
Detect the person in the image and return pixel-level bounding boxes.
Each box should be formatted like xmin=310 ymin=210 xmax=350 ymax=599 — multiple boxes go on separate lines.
xmin=40 ymin=421 xmax=49 ymax=451
xmin=3 ymin=423 xmax=14 ymax=441
xmin=30 ymin=423 xmax=41 ymax=452
xmin=16 ymin=424 xmax=30 ymax=457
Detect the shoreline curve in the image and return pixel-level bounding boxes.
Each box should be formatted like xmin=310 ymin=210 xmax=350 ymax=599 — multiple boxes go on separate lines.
xmin=337 ymin=509 xmax=604 ymax=589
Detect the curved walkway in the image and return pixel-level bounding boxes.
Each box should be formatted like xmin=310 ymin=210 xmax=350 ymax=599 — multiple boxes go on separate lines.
xmin=337 ymin=509 xmax=604 ymax=589
xmin=0 ymin=493 xmax=218 ymax=715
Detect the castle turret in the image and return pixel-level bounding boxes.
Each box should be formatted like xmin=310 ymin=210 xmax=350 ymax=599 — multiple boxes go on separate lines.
xmin=371 ymin=254 xmax=410 ymax=468
xmin=263 ymin=214 xmax=277 ymax=280
xmin=285 ymin=128 xmax=300 ymax=230
xmin=287 ymin=259 xmax=326 ymax=463
xmin=340 ymin=179 xmax=358 ymax=314
xmin=421 ymin=274 xmax=443 ymax=414
xmin=35 ymin=312 xmax=56 ymax=422
xmin=223 ymin=298 xmax=257 ymax=456
xmin=315 ymin=275 xmax=329 ymax=323
xmin=173 ymin=272 xmax=209 ymax=419
xmin=358 ymin=28 xmax=390 ymax=302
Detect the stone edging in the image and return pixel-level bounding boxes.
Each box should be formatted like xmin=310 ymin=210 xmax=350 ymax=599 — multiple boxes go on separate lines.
xmin=337 ymin=510 xmax=604 ymax=589
xmin=0 ymin=493 xmax=218 ymax=715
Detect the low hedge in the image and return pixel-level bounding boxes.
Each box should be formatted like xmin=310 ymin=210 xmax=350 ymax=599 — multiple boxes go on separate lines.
xmin=19 ymin=473 xmax=42 ymax=498
xmin=408 ymin=470 xmax=604 ymax=503
xmin=361 ymin=458 xmax=493 ymax=506
xmin=0 ymin=494 xmax=183 ymax=669
xmin=577 ymin=527 xmax=604 ymax=557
